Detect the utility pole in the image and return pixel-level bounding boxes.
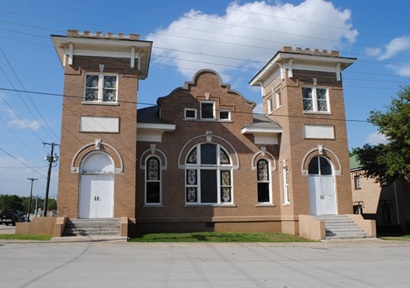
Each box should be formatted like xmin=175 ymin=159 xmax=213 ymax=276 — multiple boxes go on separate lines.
xmin=43 ymin=142 xmax=59 ymax=217
xmin=27 ymin=177 xmax=38 ymax=221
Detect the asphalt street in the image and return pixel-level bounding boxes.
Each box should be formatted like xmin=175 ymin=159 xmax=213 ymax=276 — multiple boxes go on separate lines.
xmin=1 ymin=238 xmax=410 ymax=288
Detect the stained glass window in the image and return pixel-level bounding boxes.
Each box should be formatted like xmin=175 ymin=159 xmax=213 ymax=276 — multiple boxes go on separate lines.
xmin=187 ymin=147 xmax=197 ymax=164
xmin=145 ymin=157 xmax=161 ymax=204
xmin=302 ymin=87 xmax=328 ymax=112
xmin=84 ymin=74 xmax=117 ymax=102
xmin=257 ymin=159 xmax=270 ymax=203
xmin=85 ymin=75 xmax=99 ymax=101
xmin=302 ymin=87 xmax=313 ymax=111
xmin=220 ymin=148 xmax=230 ymax=164
xmin=185 ymin=143 xmax=232 ymax=205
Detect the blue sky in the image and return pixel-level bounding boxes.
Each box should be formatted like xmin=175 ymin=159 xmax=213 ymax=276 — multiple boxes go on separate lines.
xmin=0 ymin=0 xmax=409 ymax=197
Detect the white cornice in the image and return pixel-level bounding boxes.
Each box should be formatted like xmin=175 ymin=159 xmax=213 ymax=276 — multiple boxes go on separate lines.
xmin=137 ymin=123 xmax=176 ymax=142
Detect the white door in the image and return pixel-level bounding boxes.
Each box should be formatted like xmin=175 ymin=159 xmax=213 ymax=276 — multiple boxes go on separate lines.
xmin=79 ymin=174 xmax=114 ymax=218
xmin=79 ymin=152 xmax=114 ymax=218
xmin=308 ymin=156 xmax=337 ymax=215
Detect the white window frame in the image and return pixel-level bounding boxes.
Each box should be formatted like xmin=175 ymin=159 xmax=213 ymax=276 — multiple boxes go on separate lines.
xmin=185 ymin=143 xmax=233 ymax=205
xmin=354 ymin=175 xmax=361 ymax=190
xmin=184 ymin=108 xmax=197 ymax=120
xmin=84 ymin=73 xmax=118 ymax=103
xmin=267 ymin=96 xmax=273 ymax=114
xmin=200 ymin=101 xmax=215 ymax=120
xmin=256 ymin=158 xmax=272 ymax=204
xmin=275 ymin=90 xmax=282 ymax=110
xmin=219 ymin=110 xmax=231 ymax=121
xmin=283 ymin=166 xmax=290 ymax=205
xmin=302 ymin=86 xmax=329 ymax=113
xmin=145 ymin=156 xmax=162 ymax=205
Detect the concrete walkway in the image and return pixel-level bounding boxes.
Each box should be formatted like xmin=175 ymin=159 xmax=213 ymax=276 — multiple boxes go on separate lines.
xmin=1 ymin=237 xmax=410 ymax=287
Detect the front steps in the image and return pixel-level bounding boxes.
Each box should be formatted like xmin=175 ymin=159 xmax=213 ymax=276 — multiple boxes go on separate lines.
xmin=63 ymin=218 xmax=121 ymax=237
xmin=316 ymin=215 xmax=369 ymax=240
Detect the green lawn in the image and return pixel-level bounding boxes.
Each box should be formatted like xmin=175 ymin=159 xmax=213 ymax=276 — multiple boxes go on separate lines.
xmin=0 ymin=234 xmax=52 ymax=241
xmin=129 ymin=232 xmax=313 ymax=243
xmin=380 ymin=235 xmax=410 ymax=241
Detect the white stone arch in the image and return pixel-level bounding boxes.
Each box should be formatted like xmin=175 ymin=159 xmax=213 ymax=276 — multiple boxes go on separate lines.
xmin=301 ymin=145 xmax=342 ymax=176
xmin=178 ymin=131 xmax=239 ymax=169
xmin=71 ymin=139 xmax=123 ymax=174
xmin=251 ymin=148 xmax=276 ymax=171
xmin=139 ymin=144 xmax=168 ymax=170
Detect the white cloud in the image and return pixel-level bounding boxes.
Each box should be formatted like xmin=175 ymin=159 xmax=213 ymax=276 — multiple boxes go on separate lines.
xmin=147 ymin=0 xmax=358 ymax=79
xmin=254 ymin=102 xmax=264 ymax=113
xmin=0 ymin=104 xmax=44 ymax=131
xmin=365 ymin=131 xmax=388 ymax=145
xmin=7 ymin=119 xmax=44 ymax=130
xmin=364 ymin=47 xmax=381 ymax=58
xmin=386 ymin=63 xmax=410 ymax=77
xmin=377 ymin=36 xmax=410 ymax=60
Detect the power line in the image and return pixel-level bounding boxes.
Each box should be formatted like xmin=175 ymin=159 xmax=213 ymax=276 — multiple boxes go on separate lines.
xmin=0 ymin=47 xmax=59 ymax=142
xmin=0 ymin=86 xmax=371 ymax=124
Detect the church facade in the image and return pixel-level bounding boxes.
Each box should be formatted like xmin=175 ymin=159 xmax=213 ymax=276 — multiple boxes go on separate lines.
xmin=53 ymin=30 xmax=357 ymax=236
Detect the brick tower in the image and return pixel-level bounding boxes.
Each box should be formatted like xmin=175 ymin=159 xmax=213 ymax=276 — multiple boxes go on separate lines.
xmin=52 ymin=30 xmax=152 ymax=219
xmin=250 ymin=47 xmax=356 ymax=233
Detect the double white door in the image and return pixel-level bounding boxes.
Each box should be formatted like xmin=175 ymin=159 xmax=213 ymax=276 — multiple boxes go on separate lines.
xmin=79 ymin=174 xmax=114 ymax=218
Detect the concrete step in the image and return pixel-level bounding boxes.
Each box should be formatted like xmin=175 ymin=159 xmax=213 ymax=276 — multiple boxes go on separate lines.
xmin=63 ymin=218 xmax=121 ymax=237
xmin=315 ymin=215 xmax=369 ymax=240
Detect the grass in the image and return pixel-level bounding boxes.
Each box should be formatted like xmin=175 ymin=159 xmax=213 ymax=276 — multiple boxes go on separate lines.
xmin=129 ymin=232 xmax=313 ymax=243
xmin=379 ymin=235 xmax=410 ymax=241
xmin=0 ymin=234 xmax=52 ymax=241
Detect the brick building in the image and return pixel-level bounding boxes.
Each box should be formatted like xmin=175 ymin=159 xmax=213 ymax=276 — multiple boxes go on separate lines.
xmin=52 ymin=31 xmax=363 ymax=237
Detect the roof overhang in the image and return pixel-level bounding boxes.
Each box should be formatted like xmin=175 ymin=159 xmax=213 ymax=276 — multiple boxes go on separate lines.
xmin=137 ymin=123 xmax=176 ymax=142
xmin=241 ymin=127 xmax=282 ymax=145
xmin=250 ymin=50 xmax=356 ymax=86
xmin=51 ymin=34 xmax=153 ymax=79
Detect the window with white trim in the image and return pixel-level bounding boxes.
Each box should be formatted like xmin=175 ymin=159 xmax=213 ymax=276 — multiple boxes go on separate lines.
xmin=85 ymin=73 xmax=118 ymax=102
xmin=267 ymin=97 xmax=273 ymax=114
xmin=200 ymin=101 xmax=215 ymax=119
xmin=185 ymin=108 xmax=197 ymax=120
xmin=302 ymin=87 xmax=329 ymax=112
xmin=354 ymin=175 xmax=361 ymax=190
xmin=185 ymin=143 xmax=233 ymax=204
xmin=145 ymin=156 xmax=162 ymax=204
xmin=219 ymin=110 xmax=230 ymax=121
xmin=275 ymin=90 xmax=282 ymax=110
xmin=257 ymin=159 xmax=271 ymax=203
xmin=283 ymin=166 xmax=290 ymax=204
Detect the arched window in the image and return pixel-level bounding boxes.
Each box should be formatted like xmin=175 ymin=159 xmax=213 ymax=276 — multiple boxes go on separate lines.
xmin=257 ymin=159 xmax=271 ymax=203
xmin=308 ymin=156 xmax=332 ymax=175
xmin=185 ymin=143 xmax=232 ymax=204
xmin=145 ymin=156 xmax=161 ymax=204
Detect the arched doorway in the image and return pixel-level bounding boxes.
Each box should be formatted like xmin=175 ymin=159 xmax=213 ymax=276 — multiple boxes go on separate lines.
xmin=308 ymin=156 xmax=337 ymax=215
xmin=79 ymin=152 xmax=114 ymax=218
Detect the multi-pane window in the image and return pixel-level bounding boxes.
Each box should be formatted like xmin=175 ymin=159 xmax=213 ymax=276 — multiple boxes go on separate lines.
xmin=257 ymin=159 xmax=271 ymax=203
xmin=185 ymin=143 xmax=232 ymax=204
xmin=200 ymin=102 xmax=215 ymax=119
xmin=354 ymin=175 xmax=361 ymax=190
xmin=85 ymin=74 xmax=118 ymax=102
xmin=145 ymin=157 xmax=161 ymax=204
xmin=308 ymin=156 xmax=332 ymax=175
xmin=302 ymin=87 xmax=328 ymax=112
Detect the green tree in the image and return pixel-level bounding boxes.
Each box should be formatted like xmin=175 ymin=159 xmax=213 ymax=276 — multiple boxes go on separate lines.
xmin=48 ymin=198 xmax=57 ymax=211
xmin=0 ymin=194 xmax=24 ymax=211
xmin=353 ymin=86 xmax=410 ymax=183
